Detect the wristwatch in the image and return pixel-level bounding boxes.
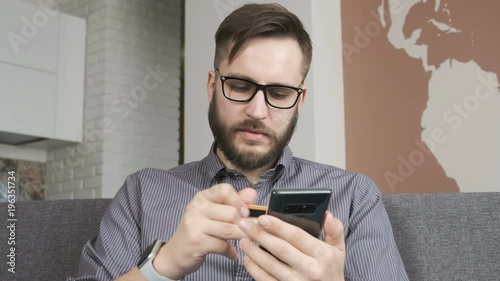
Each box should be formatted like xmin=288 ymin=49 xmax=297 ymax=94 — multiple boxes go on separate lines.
xmin=138 ymin=240 xmax=180 ymax=281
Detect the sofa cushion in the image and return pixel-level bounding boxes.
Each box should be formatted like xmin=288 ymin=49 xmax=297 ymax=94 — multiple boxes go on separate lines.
xmin=1 ymin=193 xmax=499 ymax=281
xmin=0 ymin=199 xmax=111 ymax=281
xmin=383 ymin=193 xmax=500 ymax=281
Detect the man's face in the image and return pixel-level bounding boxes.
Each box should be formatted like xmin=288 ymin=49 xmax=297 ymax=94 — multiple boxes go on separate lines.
xmin=207 ymin=37 xmax=307 ymax=171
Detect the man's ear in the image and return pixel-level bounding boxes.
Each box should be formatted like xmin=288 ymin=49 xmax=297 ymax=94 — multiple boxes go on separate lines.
xmin=207 ymin=70 xmax=216 ymax=102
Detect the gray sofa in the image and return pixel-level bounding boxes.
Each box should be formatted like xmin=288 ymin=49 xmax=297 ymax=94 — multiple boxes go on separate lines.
xmin=1 ymin=193 xmax=499 ymax=281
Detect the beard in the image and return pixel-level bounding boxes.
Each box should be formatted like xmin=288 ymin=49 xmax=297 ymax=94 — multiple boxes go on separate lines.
xmin=208 ymin=92 xmax=298 ymax=170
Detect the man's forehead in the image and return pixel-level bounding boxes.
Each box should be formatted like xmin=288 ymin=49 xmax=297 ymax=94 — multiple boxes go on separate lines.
xmin=220 ymin=38 xmax=303 ymax=84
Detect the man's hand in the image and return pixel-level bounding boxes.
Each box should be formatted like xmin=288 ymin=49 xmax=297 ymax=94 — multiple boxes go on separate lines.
xmin=238 ymin=211 xmax=345 ymax=281
xmin=153 ymin=184 xmax=256 ymax=279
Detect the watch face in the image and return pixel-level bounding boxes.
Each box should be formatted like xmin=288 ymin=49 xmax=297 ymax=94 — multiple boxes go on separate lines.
xmin=138 ymin=240 xmax=164 ymax=267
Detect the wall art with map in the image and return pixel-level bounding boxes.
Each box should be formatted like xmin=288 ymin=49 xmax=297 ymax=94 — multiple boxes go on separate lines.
xmin=342 ymin=0 xmax=500 ymax=193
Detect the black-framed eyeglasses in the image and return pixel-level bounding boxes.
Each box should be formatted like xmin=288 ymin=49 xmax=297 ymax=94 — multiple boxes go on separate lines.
xmin=215 ymin=69 xmax=303 ymax=109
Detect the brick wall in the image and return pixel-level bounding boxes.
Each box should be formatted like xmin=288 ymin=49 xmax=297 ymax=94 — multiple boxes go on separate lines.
xmin=22 ymin=0 xmax=182 ymax=199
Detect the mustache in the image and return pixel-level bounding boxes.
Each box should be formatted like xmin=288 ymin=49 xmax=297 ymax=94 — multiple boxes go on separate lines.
xmin=232 ymin=119 xmax=275 ymax=137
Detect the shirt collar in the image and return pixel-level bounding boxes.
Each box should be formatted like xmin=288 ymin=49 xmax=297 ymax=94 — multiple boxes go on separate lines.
xmin=201 ymin=142 xmax=227 ymax=180
xmin=199 ymin=142 xmax=294 ymax=182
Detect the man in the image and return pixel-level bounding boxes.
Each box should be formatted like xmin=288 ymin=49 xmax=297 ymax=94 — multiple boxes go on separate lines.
xmin=72 ymin=3 xmax=409 ymax=281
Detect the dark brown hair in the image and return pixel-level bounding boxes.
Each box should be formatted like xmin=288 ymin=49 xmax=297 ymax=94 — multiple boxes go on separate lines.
xmin=214 ymin=3 xmax=313 ymax=80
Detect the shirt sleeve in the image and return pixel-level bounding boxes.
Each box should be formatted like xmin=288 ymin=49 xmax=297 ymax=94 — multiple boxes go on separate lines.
xmin=344 ymin=174 xmax=409 ymax=281
xmin=67 ymin=173 xmax=143 ymax=281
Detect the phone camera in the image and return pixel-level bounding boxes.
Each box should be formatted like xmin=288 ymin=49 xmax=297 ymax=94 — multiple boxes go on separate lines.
xmin=283 ymin=204 xmax=316 ymax=214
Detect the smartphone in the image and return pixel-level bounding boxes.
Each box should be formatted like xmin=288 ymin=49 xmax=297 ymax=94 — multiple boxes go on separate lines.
xmin=267 ymin=188 xmax=332 ymax=238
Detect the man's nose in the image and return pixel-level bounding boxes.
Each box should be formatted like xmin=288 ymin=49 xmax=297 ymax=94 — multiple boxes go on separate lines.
xmin=245 ymin=90 xmax=268 ymax=120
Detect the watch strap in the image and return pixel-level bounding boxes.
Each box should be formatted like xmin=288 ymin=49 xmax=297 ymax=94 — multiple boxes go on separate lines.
xmin=138 ymin=240 xmax=180 ymax=281
xmin=140 ymin=257 xmax=179 ymax=281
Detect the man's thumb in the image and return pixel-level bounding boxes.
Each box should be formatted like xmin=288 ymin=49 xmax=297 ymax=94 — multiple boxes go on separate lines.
xmin=324 ymin=211 xmax=345 ymax=252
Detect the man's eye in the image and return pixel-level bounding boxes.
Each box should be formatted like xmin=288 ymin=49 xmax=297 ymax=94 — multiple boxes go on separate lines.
xmin=268 ymin=88 xmax=292 ymax=99
xmin=230 ymin=83 xmax=252 ymax=92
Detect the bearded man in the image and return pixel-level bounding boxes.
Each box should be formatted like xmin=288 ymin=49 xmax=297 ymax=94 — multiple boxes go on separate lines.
xmin=70 ymin=3 xmax=409 ymax=281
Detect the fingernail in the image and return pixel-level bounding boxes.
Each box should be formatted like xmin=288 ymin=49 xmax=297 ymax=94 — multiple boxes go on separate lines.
xmin=239 ymin=219 xmax=251 ymax=232
xmin=258 ymin=216 xmax=271 ymax=229
xmin=240 ymin=206 xmax=249 ymax=218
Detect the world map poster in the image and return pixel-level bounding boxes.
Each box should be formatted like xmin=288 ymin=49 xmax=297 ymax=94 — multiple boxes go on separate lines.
xmin=342 ymin=0 xmax=500 ymax=193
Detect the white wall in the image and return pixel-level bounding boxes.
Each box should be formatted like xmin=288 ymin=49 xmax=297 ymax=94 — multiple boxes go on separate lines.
xmin=16 ymin=0 xmax=182 ymax=199
xmin=310 ymin=0 xmax=345 ymax=167
xmin=184 ymin=0 xmax=345 ymax=168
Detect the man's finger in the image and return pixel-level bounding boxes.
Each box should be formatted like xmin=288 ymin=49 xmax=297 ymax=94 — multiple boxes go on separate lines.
xmin=243 ymin=254 xmax=278 ymax=281
xmin=239 ymin=187 xmax=257 ymax=205
xmin=253 ymin=215 xmax=321 ymax=257
xmin=201 ymin=184 xmax=247 ymax=213
xmin=201 ymin=201 xmax=243 ymax=223
xmin=239 ymin=218 xmax=311 ymax=272
xmin=240 ymin=238 xmax=284 ymax=281
xmin=323 ymin=211 xmax=345 ymax=251
xmin=200 ymin=235 xmax=239 ymax=260
xmin=204 ymin=220 xmax=248 ymax=240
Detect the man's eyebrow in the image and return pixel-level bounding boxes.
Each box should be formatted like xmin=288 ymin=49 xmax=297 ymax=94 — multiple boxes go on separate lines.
xmin=225 ymin=72 xmax=298 ymax=87
xmin=226 ymin=72 xmax=255 ymax=81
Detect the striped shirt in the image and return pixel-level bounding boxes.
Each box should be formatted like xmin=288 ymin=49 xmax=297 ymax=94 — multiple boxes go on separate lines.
xmin=70 ymin=145 xmax=409 ymax=281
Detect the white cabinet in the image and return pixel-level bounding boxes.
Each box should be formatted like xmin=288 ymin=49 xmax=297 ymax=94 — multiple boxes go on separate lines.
xmin=0 ymin=0 xmax=59 ymax=73
xmin=0 ymin=63 xmax=57 ymax=139
xmin=0 ymin=0 xmax=86 ymax=147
